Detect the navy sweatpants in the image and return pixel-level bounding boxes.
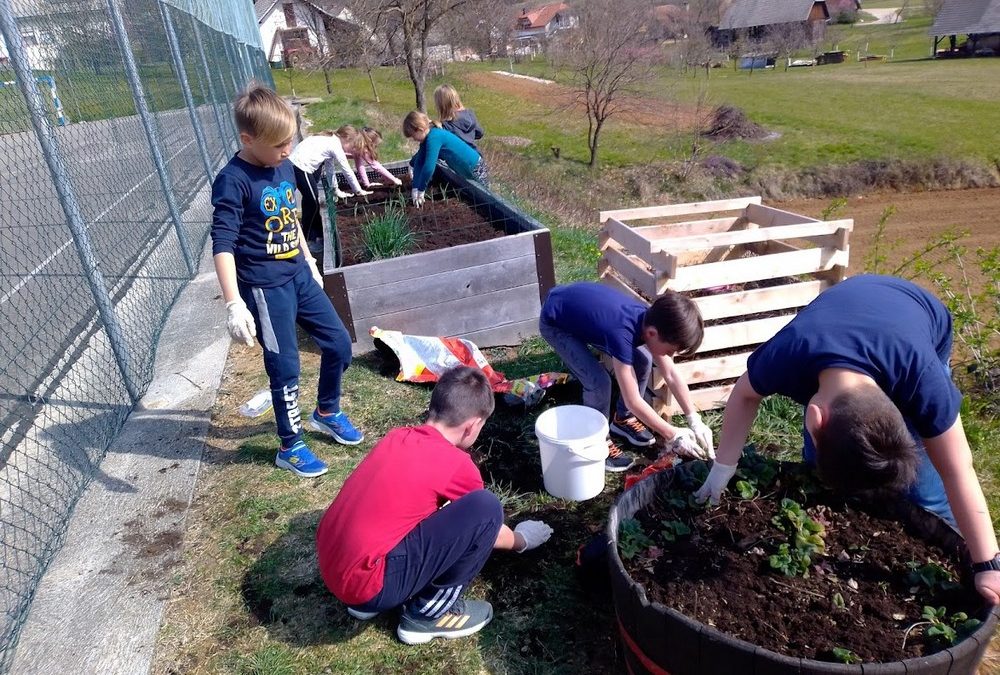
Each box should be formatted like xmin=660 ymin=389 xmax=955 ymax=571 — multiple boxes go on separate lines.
xmin=349 ymin=490 xmax=503 ymax=618
xmin=239 ymin=263 xmax=353 ymax=448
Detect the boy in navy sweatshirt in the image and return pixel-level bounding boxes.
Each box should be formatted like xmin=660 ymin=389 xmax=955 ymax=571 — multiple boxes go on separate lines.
xmin=211 ymin=84 xmax=362 ymax=478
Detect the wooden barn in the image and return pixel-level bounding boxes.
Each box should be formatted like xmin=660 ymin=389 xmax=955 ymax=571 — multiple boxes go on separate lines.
xmin=930 ymin=0 xmax=1000 ymax=57
xmin=717 ymin=0 xmax=830 ymax=45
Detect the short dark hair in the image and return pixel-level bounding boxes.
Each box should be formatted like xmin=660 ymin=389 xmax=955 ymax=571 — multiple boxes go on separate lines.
xmin=428 ymin=366 xmax=495 ymax=426
xmin=643 ymin=291 xmax=704 ymax=356
xmin=813 ymin=388 xmax=918 ymax=493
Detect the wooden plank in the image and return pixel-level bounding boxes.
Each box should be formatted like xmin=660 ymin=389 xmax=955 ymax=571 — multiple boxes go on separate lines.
xmin=599 ymin=268 xmax=650 ymax=305
xmin=691 ymin=279 xmax=829 ymax=321
xmin=652 ymin=351 xmax=753 ymax=388
xmin=654 ymin=383 xmax=736 ymax=414
xmin=323 ymin=271 xmax=356 ymax=342
xmin=339 ymin=230 xmax=536 ymax=290
xmin=348 ymin=254 xmax=537 ymax=320
xmin=746 ymin=203 xmax=819 ymax=227
xmin=663 ymin=247 xmax=850 ymax=293
xmin=532 ymin=230 xmax=556 ymax=304
xmin=599 ymin=196 xmax=761 ymax=223
xmin=601 ymin=243 xmax=658 ymax=298
xmin=349 ymin=284 xmax=540 ymax=354
xmin=634 ymin=216 xmax=743 ymax=240
xmin=697 ymin=314 xmax=795 ymax=353
xmin=652 ymin=220 xmax=847 ymax=253
xmin=602 ymin=218 xmax=653 ymax=257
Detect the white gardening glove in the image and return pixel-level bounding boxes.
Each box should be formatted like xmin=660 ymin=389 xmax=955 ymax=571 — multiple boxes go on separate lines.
xmin=664 ymin=427 xmax=704 ymax=459
xmin=391 ymin=176 xmax=403 ymax=186
xmin=333 ymin=188 xmax=350 ymax=200
xmin=306 ymin=257 xmax=322 ymax=287
xmin=513 ymin=520 xmax=553 ymax=553
xmin=368 ymin=182 xmax=383 ymax=187
xmin=225 ymin=299 xmax=256 ymax=346
xmin=693 ymin=461 xmax=738 ymax=505
xmin=410 ymin=188 xmax=425 ymax=208
xmin=355 ymin=189 xmax=373 ymax=197
xmin=686 ymin=412 xmax=715 ymax=460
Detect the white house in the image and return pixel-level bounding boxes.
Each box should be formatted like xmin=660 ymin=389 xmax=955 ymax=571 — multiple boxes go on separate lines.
xmin=511 ymin=2 xmax=577 ymax=51
xmin=256 ymin=0 xmax=359 ymax=65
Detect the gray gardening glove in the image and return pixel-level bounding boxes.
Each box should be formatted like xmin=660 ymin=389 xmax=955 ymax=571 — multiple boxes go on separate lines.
xmin=685 ymin=412 xmax=715 ymax=460
xmin=225 ymin=299 xmax=256 ymax=346
xmin=410 ymin=188 xmax=425 ymax=208
xmin=664 ymin=427 xmax=703 ymax=459
xmin=693 ymin=461 xmax=738 ymax=505
xmin=514 ymin=520 xmax=553 ymax=552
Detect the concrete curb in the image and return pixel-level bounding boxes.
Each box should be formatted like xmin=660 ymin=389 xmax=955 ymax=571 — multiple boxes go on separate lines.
xmin=9 ymin=242 xmax=231 ymax=675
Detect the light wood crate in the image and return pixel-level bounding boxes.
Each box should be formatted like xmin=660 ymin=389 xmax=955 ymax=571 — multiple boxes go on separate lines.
xmin=598 ymin=196 xmax=852 ymax=415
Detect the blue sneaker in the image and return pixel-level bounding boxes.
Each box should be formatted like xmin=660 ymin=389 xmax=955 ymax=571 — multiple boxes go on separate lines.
xmin=309 ymin=409 xmax=364 ymax=445
xmin=275 ymin=440 xmax=328 ymax=477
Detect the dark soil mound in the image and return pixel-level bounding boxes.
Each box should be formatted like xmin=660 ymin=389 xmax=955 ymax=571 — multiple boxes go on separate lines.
xmin=703 ymin=105 xmax=769 ymax=140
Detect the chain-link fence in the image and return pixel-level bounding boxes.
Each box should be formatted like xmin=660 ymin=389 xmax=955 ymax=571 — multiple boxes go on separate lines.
xmin=0 ymin=0 xmax=271 ymax=668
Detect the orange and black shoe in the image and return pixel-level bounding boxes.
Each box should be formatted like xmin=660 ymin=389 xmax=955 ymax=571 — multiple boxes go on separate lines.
xmin=605 ymin=439 xmax=636 ymax=473
xmin=610 ymin=413 xmax=655 ymax=447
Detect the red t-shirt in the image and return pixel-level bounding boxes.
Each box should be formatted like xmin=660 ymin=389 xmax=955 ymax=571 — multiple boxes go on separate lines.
xmin=316 ymin=425 xmax=485 ymax=605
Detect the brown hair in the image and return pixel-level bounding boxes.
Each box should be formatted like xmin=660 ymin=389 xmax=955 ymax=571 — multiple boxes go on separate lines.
xmin=643 ymin=291 xmax=704 ymax=356
xmin=356 ymin=127 xmax=383 ymax=161
xmin=233 ymin=82 xmax=296 ymax=144
xmin=335 ymin=124 xmax=360 ymax=151
xmin=813 ymin=387 xmax=919 ymax=493
xmin=428 ymin=366 xmax=495 ymax=427
xmin=402 ymin=111 xmax=432 ymax=138
xmin=434 ymin=84 xmax=465 ymax=122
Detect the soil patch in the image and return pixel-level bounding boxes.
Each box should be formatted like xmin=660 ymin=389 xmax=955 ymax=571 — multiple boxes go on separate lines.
xmin=623 ymin=458 xmax=986 ymax=664
xmin=702 ymin=105 xmax=769 ymax=140
xmin=332 ymin=179 xmax=505 ymax=266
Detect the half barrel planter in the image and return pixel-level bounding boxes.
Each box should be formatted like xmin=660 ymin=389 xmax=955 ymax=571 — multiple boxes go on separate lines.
xmin=607 ymin=467 xmax=1000 ymax=675
xmin=321 ymin=163 xmax=555 ymax=354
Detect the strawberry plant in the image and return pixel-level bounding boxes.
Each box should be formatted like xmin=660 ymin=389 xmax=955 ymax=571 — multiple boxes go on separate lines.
xmin=660 ymin=520 xmax=691 ymax=542
xmin=920 ymin=605 xmax=982 ymax=647
xmin=768 ymin=498 xmax=826 ymax=577
xmin=831 ymin=647 xmax=861 ymax=664
xmin=906 ymin=561 xmax=960 ymax=593
xmin=619 ymin=518 xmax=654 ymax=560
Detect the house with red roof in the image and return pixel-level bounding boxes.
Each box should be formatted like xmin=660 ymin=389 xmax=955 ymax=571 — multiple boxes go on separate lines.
xmin=512 ymin=2 xmax=577 ymax=51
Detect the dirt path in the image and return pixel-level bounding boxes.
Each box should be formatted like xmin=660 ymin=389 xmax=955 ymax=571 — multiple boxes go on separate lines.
xmin=464 ymin=70 xmax=701 ymax=129
xmin=776 ymin=187 xmax=1000 ymax=282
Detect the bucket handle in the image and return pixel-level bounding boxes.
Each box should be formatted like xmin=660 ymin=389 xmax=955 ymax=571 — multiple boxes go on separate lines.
xmin=565 ymin=440 xmax=607 ymax=459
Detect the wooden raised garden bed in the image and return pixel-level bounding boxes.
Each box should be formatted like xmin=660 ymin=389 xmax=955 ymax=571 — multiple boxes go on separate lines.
xmin=598 ymin=196 xmax=852 ymax=415
xmin=321 ymin=163 xmax=555 ymax=354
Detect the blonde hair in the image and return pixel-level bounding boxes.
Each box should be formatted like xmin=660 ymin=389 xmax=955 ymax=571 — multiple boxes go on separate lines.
xmin=402 ymin=111 xmax=431 ymax=139
xmin=356 ymin=127 xmax=383 ymax=161
xmin=433 ymin=84 xmax=465 ymax=122
xmin=335 ymin=124 xmax=360 ymax=152
xmin=234 ymin=83 xmax=296 ymax=144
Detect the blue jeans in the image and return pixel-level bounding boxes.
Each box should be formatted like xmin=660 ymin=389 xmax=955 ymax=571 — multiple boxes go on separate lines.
xmin=802 ymin=417 xmax=955 ymax=526
xmin=240 ymin=264 xmax=353 ymax=448
xmin=539 ymin=319 xmax=650 ymax=420
xmin=348 ymin=490 xmax=503 ymax=618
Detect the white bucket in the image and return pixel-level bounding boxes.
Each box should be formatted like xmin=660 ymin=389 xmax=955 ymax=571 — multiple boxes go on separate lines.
xmin=535 ymin=405 xmax=610 ymax=501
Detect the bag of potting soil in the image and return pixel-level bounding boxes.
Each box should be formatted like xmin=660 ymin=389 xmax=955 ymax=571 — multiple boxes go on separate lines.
xmin=370 ymin=326 xmax=569 ymax=407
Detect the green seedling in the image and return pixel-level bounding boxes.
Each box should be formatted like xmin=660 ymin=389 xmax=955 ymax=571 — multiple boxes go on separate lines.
xmin=768 ymin=498 xmax=826 ymax=577
xmin=831 ymin=647 xmax=861 ymax=664
xmin=361 ymin=196 xmax=415 ymax=260
xmin=734 ymin=480 xmax=757 ymax=500
xmin=920 ymin=605 xmax=982 ymax=646
xmin=619 ymin=518 xmax=654 ymax=560
xmin=736 ymin=450 xmax=779 ymax=492
xmin=832 ymin=592 xmax=846 ymax=610
xmin=906 ymin=561 xmax=961 ymax=593
xmin=660 ymin=520 xmax=691 ymax=543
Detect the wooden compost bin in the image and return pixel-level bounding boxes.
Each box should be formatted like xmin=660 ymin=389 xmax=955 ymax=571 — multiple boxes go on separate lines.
xmin=322 ymin=163 xmax=555 ymax=354
xmin=598 ymin=196 xmax=852 ymax=415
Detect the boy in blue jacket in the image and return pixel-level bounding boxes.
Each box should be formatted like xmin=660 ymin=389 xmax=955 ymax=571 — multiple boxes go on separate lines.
xmin=211 ymin=84 xmax=362 ymax=478
xmin=403 ymin=111 xmax=488 ymax=207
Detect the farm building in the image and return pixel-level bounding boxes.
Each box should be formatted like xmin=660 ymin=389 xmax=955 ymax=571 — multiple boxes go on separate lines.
xmin=256 ymin=0 xmax=362 ymax=67
xmin=512 ymin=2 xmax=577 ymax=54
xmin=717 ymin=0 xmax=830 ymax=45
xmin=929 ymin=0 xmax=1000 ymax=57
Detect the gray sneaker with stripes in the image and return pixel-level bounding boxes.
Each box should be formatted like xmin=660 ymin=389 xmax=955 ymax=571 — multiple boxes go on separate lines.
xmin=397 ymin=597 xmax=494 ymax=645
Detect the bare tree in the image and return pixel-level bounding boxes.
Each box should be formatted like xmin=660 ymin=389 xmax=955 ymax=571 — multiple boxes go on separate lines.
xmin=437 ymin=0 xmax=510 ymax=61
xmin=348 ymin=0 xmax=485 ymax=111
xmin=553 ymin=0 xmax=661 ymax=168
xmin=923 ymin=0 xmax=945 ymax=18
xmin=298 ymin=9 xmax=336 ymax=94
xmin=344 ymin=0 xmax=395 ymax=101
xmin=767 ymin=22 xmax=807 ymax=70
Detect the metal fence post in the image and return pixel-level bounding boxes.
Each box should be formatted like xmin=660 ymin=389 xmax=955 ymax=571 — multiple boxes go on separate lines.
xmin=160 ymin=3 xmax=215 ymax=183
xmin=192 ymin=16 xmax=236 ymax=152
xmin=105 ymin=0 xmax=195 ymax=277
xmin=0 ymin=0 xmax=139 ymax=403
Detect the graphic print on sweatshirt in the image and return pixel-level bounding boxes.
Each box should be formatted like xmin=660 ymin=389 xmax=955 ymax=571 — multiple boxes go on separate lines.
xmin=262 ymin=180 xmax=301 ymax=259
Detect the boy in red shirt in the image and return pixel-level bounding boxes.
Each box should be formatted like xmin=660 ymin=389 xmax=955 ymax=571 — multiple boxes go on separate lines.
xmin=316 ymin=366 xmax=553 ymax=644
